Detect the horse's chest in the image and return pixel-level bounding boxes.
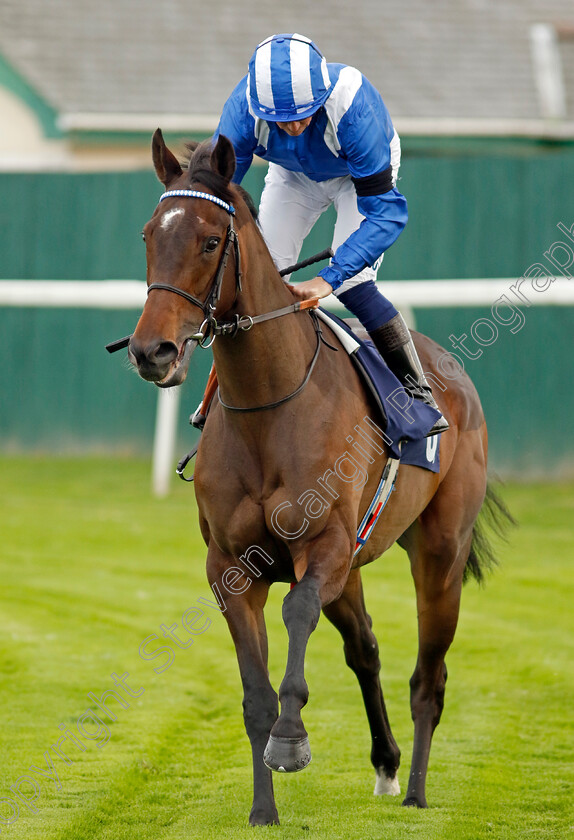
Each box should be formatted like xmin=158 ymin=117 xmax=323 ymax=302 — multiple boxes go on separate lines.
xmin=198 ymin=458 xmax=306 ymax=558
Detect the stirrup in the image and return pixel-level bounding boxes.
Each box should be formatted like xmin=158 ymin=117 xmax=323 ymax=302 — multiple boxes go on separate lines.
xmin=190 ymin=364 xmax=219 ymax=431
xmin=427 ymin=415 xmax=449 ymax=436
xmin=190 ymin=408 xmax=207 ymax=430
xmin=404 ymin=377 xmax=449 ymax=436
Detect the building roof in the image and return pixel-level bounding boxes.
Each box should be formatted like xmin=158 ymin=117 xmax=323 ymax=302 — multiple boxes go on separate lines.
xmin=0 ymin=0 xmax=573 ymax=135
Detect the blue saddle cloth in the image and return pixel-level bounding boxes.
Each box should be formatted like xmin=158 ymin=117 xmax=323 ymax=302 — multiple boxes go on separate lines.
xmin=320 ymin=309 xmax=442 ymax=473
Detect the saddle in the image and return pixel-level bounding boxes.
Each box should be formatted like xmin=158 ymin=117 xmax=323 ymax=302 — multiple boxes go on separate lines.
xmin=314 ymin=309 xmax=441 ymax=472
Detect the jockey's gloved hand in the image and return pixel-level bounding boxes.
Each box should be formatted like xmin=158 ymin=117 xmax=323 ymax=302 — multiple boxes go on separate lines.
xmin=286 ymin=276 xmax=333 ymax=302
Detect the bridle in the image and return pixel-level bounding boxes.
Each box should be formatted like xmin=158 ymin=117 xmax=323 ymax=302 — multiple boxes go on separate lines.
xmin=147 ymin=190 xmax=333 ymax=349
xmin=127 ymin=186 xmax=340 ymax=481
xmin=147 ymin=189 xmax=242 ymax=349
xmin=107 ymin=187 xmax=337 ymax=426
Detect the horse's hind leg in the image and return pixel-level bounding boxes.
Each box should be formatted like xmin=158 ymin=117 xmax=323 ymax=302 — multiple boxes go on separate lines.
xmin=401 ymin=445 xmax=486 ymax=808
xmin=402 ymin=543 xmax=467 ymax=808
xmin=323 ymin=568 xmax=401 ymax=795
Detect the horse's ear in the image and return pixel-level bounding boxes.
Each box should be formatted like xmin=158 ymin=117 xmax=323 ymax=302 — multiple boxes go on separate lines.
xmin=152 ymin=128 xmax=183 ymax=187
xmin=210 ymin=135 xmax=236 ymax=183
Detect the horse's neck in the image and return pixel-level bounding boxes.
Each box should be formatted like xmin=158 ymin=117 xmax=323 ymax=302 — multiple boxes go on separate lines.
xmin=213 ymin=224 xmax=315 ymax=411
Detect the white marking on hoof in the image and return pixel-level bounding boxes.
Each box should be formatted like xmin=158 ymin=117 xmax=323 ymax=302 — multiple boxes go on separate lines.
xmin=374 ymin=768 xmax=400 ymax=796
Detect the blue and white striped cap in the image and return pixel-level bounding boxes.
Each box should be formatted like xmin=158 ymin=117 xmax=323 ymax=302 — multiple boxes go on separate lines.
xmin=247 ymin=34 xmax=332 ymax=122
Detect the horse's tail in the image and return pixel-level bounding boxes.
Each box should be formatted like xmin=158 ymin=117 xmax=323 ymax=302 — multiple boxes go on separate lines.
xmin=464 ymin=481 xmax=517 ymax=585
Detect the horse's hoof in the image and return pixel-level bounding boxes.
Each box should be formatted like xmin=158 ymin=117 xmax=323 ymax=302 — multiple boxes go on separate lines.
xmin=263 ymin=734 xmax=311 ymax=772
xmin=402 ymin=795 xmax=427 ymax=808
xmin=249 ymin=807 xmax=279 ymax=826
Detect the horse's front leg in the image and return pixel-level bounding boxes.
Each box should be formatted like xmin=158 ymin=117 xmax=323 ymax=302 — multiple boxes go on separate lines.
xmin=208 ymin=549 xmax=279 ymax=825
xmin=263 ymin=522 xmax=352 ymax=773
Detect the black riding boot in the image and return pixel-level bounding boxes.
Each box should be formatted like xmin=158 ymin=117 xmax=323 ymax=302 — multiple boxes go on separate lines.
xmin=369 ymin=313 xmax=449 ymax=437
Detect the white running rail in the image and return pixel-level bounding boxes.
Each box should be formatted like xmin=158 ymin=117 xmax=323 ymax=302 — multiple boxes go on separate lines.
xmin=1 ymin=277 xmax=572 ymax=496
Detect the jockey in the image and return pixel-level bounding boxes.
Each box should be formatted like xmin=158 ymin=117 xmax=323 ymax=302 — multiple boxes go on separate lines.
xmin=194 ymin=33 xmax=447 ymax=435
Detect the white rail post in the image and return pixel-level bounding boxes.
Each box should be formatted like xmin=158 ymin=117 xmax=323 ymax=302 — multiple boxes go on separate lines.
xmin=151 ymin=387 xmax=181 ymax=497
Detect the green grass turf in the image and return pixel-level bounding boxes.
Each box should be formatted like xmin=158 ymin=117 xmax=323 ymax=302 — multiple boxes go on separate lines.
xmin=0 ymin=457 xmax=572 ymax=839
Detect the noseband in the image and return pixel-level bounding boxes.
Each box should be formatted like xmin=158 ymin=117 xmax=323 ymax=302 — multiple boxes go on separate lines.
xmin=147 ymin=190 xmax=242 ymax=348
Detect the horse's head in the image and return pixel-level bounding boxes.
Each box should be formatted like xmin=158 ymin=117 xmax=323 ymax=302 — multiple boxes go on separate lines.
xmin=129 ymin=129 xmax=240 ymax=387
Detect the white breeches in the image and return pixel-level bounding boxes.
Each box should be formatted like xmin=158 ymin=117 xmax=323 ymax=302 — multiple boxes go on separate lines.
xmin=257 ymin=131 xmax=400 ymax=294
xmin=258 ymin=165 xmax=378 ymax=294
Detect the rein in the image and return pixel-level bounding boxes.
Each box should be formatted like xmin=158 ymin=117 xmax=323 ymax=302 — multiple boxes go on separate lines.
xmin=218 ymin=310 xmax=329 ymax=413
xmin=176 ymin=310 xmax=334 ymax=482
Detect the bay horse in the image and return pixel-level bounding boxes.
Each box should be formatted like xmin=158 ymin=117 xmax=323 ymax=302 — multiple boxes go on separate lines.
xmin=127 ymin=130 xmax=510 ymax=826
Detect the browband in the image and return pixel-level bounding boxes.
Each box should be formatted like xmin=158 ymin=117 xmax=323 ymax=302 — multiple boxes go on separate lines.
xmin=159 ymin=189 xmax=235 ymax=215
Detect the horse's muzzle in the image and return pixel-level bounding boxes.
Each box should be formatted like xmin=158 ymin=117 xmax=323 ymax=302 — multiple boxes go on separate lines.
xmin=128 ymin=336 xmax=196 ymax=387
xmin=128 ymin=336 xmax=179 ymax=381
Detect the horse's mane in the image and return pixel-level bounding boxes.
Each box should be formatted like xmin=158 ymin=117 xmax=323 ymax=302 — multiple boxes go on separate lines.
xmin=183 ymin=140 xmax=258 ymax=220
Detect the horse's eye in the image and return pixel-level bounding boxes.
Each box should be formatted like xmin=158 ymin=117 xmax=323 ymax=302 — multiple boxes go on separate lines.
xmin=204 ymin=236 xmax=221 ymax=253
xmin=141 ymin=231 xmax=146 ymax=242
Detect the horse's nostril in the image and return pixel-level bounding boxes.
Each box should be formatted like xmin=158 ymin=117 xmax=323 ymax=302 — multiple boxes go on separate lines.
xmin=150 ymin=341 xmax=178 ymax=365
xmin=129 ymin=337 xmax=178 ymax=371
